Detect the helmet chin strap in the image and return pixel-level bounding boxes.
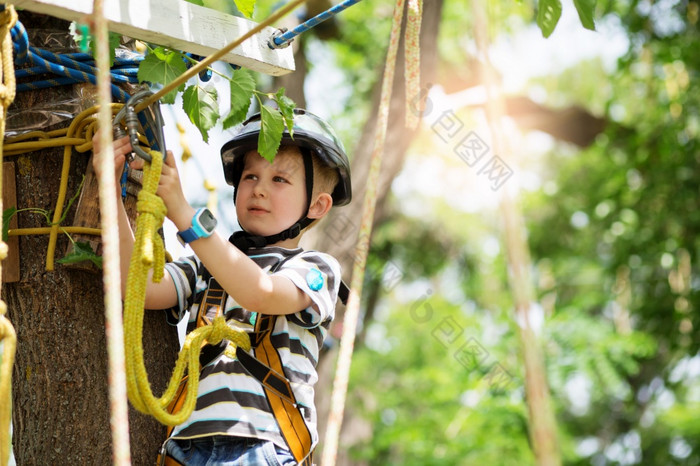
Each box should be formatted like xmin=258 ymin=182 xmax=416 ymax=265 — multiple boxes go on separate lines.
xmin=230 ymin=149 xmax=315 ymax=253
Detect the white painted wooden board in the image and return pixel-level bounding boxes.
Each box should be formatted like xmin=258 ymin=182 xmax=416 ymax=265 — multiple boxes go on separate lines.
xmin=4 ymin=0 xmax=295 ymax=75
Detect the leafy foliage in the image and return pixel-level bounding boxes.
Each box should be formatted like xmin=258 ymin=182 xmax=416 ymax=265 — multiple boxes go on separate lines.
xmin=57 ymin=241 xmax=103 ymax=269
xmin=137 ymin=47 xmax=187 ymax=104
xmin=257 ymin=104 xmax=285 ymax=163
xmin=137 ymin=48 xmax=295 ymax=159
xmin=537 ymin=0 xmax=563 ymax=38
xmin=135 ymin=0 xmax=299 ymax=150
xmin=573 ymin=0 xmax=597 ymax=31
xmin=2 ymin=207 xmax=15 ymax=242
xmin=183 ymin=84 xmax=219 ymax=143
xmin=232 ymin=0 xmax=255 ymax=19
xmin=348 ymin=296 xmax=533 ymax=465
xmin=536 ymin=0 xmax=596 ymax=37
xmin=223 ymin=68 xmax=256 ymax=129
xmin=185 ymin=0 xmax=253 ymax=18
xmin=342 ymin=1 xmax=700 ymax=464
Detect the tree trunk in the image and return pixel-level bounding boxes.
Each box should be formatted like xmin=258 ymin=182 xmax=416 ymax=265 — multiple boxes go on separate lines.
xmin=3 ymin=12 xmax=179 ymax=465
xmin=304 ymin=1 xmax=445 ymax=462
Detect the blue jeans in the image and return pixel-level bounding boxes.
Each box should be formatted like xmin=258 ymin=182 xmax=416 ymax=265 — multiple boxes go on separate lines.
xmin=165 ymin=436 xmax=297 ymax=466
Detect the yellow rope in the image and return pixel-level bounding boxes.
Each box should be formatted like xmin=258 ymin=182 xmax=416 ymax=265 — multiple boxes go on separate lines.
xmin=122 ymin=148 xmax=250 ymax=425
xmin=0 ymin=105 xmax=152 ymax=271
xmin=8 ymin=226 xmax=101 ymax=237
xmin=0 ymin=5 xmax=18 ymax=466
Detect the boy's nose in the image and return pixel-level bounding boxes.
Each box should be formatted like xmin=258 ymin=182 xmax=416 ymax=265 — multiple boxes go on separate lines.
xmin=252 ymin=181 xmax=267 ymax=198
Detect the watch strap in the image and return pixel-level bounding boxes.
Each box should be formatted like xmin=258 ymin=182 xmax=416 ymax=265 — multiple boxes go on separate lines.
xmin=177 ymin=208 xmax=214 ymax=245
xmin=177 ymin=228 xmax=200 ymax=245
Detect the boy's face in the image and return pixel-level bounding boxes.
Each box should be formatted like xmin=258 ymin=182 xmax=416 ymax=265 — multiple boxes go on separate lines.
xmin=235 ymin=146 xmax=307 ymax=238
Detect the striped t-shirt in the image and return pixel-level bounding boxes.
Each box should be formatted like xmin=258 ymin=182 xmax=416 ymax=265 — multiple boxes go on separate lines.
xmin=163 ymin=246 xmax=340 ymax=452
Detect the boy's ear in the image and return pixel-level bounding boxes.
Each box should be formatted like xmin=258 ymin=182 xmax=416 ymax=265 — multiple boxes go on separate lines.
xmin=307 ymin=193 xmax=333 ymax=220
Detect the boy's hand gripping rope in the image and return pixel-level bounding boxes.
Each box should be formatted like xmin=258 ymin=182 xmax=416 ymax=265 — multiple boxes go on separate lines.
xmin=122 ymin=149 xmax=251 ymax=425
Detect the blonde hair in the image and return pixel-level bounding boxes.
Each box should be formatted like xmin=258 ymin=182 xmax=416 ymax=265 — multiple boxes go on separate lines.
xmin=310 ymin=150 xmax=340 ymax=200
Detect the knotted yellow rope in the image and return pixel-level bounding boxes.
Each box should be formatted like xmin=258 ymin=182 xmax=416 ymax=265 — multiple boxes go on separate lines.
xmin=122 ymin=149 xmax=250 ymax=425
xmin=0 ymin=5 xmax=18 ymax=466
xmin=0 ymin=302 xmax=15 ymax=466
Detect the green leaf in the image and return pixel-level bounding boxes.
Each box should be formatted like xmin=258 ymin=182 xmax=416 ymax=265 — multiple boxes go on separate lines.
xmin=536 ymin=0 xmax=562 ymax=38
xmin=274 ymin=88 xmax=296 ymax=137
xmin=2 ymin=207 xmax=16 ymax=243
xmin=183 ymin=84 xmax=220 ymax=143
xmin=258 ymin=106 xmax=284 ymax=163
xmin=223 ymin=68 xmax=255 ymax=129
xmin=233 ymin=0 xmax=255 ymax=18
xmin=573 ymin=0 xmax=596 ymax=31
xmin=137 ymin=47 xmax=188 ymax=105
xmin=89 ymin=31 xmax=121 ymax=67
xmin=57 ymin=241 xmax=103 ymax=269
xmin=185 ymin=0 xmax=205 ymax=5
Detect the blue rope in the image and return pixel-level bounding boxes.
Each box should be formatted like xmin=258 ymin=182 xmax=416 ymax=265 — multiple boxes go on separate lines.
xmin=11 ymin=20 xmax=142 ymax=102
xmin=269 ymin=0 xmax=362 ymax=49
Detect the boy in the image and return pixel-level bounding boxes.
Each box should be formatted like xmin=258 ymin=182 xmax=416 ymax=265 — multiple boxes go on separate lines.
xmin=99 ymin=108 xmax=351 ymax=465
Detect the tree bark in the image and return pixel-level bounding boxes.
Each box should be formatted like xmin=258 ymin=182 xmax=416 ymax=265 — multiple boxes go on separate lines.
xmin=3 ymin=12 xmax=179 ymax=465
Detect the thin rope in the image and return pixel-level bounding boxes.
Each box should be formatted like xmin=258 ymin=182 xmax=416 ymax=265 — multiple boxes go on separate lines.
xmin=404 ymin=0 xmax=422 ymax=129
xmin=10 ymin=20 xmax=137 ymax=102
xmin=0 ymin=5 xmax=18 ymax=466
xmin=2 ymin=104 xmax=122 ymax=270
xmin=134 ymin=0 xmax=308 ymax=113
xmin=93 ymin=0 xmax=132 ymax=463
xmin=268 ymin=0 xmax=362 ymax=49
xmin=470 ymin=1 xmax=561 ymax=464
xmin=7 ymin=226 xmax=101 ymax=236
xmin=45 ymin=106 xmax=119 ymax=270
xmin=321 ymin=0 xmax=412 ymax=463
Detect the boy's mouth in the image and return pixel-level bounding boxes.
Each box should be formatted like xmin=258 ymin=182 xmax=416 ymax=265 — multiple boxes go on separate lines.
xmin=248 ymin=205 xmax=269 ymax=214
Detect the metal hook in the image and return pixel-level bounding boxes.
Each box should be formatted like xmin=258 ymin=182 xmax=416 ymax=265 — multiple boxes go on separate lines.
xmin=112 ymin=90 xmax=167 ymax=163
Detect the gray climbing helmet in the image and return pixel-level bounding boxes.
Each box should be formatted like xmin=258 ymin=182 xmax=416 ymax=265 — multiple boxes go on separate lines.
xmin=220 ymin=108 xmax=352 ymax=206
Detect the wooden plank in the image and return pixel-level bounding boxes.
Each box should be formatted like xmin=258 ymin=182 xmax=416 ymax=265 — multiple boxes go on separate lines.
xmin=4 ymin=0 xmax=295 ymax=76
xmin=2 ymin=162 xmax=20 ymax=283
xmin=66 ymin=154 xmax=142 ymax=272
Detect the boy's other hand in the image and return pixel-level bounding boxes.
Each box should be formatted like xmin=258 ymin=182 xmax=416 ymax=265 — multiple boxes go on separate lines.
xmin=92 ymin=132 xmax=139 ymax=181
xmin=157 ymin=150 xmax=192 ymax=227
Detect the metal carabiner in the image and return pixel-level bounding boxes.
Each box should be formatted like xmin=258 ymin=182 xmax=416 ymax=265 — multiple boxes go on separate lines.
xmin=113 ymin=90 xmax=167 ymax=163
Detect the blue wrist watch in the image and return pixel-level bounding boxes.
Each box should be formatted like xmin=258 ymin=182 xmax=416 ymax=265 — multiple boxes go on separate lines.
xmin=177 ymin=208 xmax=218 ymax=246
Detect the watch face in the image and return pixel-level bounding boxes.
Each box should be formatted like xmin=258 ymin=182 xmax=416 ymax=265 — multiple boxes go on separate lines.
xmin=199 ymin=209 xmax=218 ymax=232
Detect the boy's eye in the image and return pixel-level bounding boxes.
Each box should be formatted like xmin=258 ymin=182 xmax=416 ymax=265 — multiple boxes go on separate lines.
xmin=243 ymin=173 xmax=257 ymax=181
xmin=273 ymin=176 xmax=289 ymax=183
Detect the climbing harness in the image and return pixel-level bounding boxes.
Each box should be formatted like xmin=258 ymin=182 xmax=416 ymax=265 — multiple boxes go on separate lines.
xmin=156 ymin=271 xmax=314 ymax=466
xmin=0 ymin=5 xmax=17 ymax=466
xmin=268 ymin=0 xmax=363 ymax=49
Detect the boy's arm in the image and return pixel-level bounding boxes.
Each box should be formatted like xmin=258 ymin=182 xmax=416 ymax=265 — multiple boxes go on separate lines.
xmin=158 ymin=151 xmax=312 ymax=315
xmin=189 ymin=232 xmax=312 ymax=315
xmin=94 ymin=135 xmax=178 ymax=310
